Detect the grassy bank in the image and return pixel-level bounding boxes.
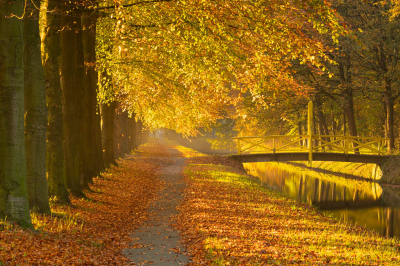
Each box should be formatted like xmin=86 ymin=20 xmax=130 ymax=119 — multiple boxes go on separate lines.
xmin=174 ymin=151 xmax=400 ymax=265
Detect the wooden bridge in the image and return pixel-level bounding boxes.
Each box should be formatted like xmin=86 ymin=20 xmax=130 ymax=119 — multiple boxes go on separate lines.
xmin=231 ymin=102 xmax=393 ymax=168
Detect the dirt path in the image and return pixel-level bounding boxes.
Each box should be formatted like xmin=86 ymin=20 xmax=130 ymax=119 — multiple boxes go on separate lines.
xmin=123 ymin=141 xmax=190 ymax=265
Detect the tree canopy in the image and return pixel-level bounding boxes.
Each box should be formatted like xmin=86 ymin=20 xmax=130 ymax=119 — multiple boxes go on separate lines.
xmin=96 ymin=0 xmax=344 ymax=135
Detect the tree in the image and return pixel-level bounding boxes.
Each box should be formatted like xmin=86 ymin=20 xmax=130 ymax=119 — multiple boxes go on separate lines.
xmin=42 ymin=0 xmax=70 ymax=204
xmin=101 ymin=101 xmax=118 ymax=168
xmin=60 ymin=0 xmax=84 ymax=196
xmin=0 ymin=0 xmax=32 ymax=227
xmin=82 ymin=7 xmax=102 ymax=186
xmin=24 ymin=0 xmax=51 ymax=213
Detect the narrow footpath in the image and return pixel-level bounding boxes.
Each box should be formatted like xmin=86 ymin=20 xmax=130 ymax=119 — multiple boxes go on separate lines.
xmin=124 ymin=140 xmax=190 ymax=265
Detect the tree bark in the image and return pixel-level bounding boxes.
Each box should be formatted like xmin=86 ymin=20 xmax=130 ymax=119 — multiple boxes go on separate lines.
xmin=94 ymin=98 xmax=105 ymax=174
xmin=337 ymin=52 xmax=358 ymax=139
xmin=343 ymin=89 xmax=359 ymax=153
xmin=0 ymin=0 xmax=32 ymax=227
xmin=101 ymin=101 xmax=118 ymax=168
xmin=114 ymin=107 xmax=121 ymax=159
xmin=297 ymin=113 xmax=303 ymax=146
xmin=130 ymin=115 xmax=137 ymax=150
xmin=60 ymin=1 xmax=83 ymax=196
xmin=331 ymin=106 xmax=336 ymax=136
xmin=344 ymin=98 xmax=358 ymax=138
xmin=120 ymin=111 xmax=130 ymax=156
xmin=383 ymin=96 xmax=388 ymax=140
xmin=315 ymin=100 xmax=330 ymax=148
xmin=24 ymin=0 xmax=51 ymax=213
xmin=82 ymin=10 xmax=100 ymax=185
xmin=42 ymin=0 xmax=70 ymax=204
xmin=383 ymin=79 xmax=395 ymax=152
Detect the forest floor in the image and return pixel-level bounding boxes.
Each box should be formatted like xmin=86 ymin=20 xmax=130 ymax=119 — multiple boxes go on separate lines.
xmin=1 ymin=138 xmax=400 ymax=265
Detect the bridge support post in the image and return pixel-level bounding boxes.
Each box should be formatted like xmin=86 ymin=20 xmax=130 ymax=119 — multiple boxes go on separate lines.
xmin=308 ymin=101 xmax=313 ymax=167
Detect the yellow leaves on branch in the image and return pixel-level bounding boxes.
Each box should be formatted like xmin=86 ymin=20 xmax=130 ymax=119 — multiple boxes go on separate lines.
xmin=96 ymin=0 xmax=344 ymax=135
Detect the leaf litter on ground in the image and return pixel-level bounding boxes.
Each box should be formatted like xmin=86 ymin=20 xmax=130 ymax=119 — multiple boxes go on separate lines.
xmin=2 ymin=139 xmax=400 ymax=265
xmin=0 ymin=140 xmax=172 ymax=265
xmin=170 ymin=143 xmax=400 ymax=265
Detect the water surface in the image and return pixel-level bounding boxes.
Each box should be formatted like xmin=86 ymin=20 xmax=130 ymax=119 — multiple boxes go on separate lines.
xmin=244 ymin=162 xmax=400 ymax=238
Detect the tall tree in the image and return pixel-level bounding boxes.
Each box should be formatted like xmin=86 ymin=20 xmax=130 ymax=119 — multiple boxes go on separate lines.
xmin=24 ymin=0 xmax=51 ymax=213
xmin=82 ymin=8 xmax=101 ymax=186
xmin=42 ymin=0 xmax=70 ymax=204
xmin=101 ymin=101 xmax=118 ymax=168
xmin=60 ymin=1 xmax=84 ymax=196
xmin=0 ymin=0 xmax=32 ymax=227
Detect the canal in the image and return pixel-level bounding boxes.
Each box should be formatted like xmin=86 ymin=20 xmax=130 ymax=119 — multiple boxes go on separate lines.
xmin=244 ymin=162 xmax=400 ymax=238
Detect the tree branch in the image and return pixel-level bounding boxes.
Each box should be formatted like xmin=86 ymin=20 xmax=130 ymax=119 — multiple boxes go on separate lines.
xmin=94 ymin=0 xmax=175 ymax=11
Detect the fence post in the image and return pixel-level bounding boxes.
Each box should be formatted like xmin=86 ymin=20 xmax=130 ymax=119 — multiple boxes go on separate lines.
xmin=308 ymin=101 xmax=313 ymax=167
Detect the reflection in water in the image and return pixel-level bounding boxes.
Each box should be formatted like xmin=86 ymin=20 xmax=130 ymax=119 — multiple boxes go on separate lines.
xmin=244 ymin=162 xmax=400 ymax=238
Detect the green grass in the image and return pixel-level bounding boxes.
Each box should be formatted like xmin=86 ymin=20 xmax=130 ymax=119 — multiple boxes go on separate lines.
xmin=180 ymin=161 xmax=400 ymax=265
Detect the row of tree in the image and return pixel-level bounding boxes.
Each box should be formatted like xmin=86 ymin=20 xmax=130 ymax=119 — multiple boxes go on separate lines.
xmin=0 ymin=0 xmax=147 ymax=227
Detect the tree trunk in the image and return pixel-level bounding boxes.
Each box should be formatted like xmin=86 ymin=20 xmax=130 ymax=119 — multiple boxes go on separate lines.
xmin=114 ymin=108 xmax=121 ymax=159
xmin=60 ymin=2 xmax=83 ymax=196
xmin=130 ymin=115 xmax=137 ymax=150
xmin=384 ymin=80 xmax=395 ymax=152
xmin=313 ymin=112 xmax=318 ymax=148
xmin=120 ymin=111 xmax=130 ymax=156
xmin=127 ymin=117 xmax=132 ymax=151
xmin=101 ymin=101 xmax=118 ymax=168
xmin=338 ymin=53 xmax=357 ymax=141
xmin=318 ymin=110 xmax=330 ymax=136
xmin=316 ymin=101 xmax=330 ymax=148
xmin=343 ymin=111 xmax=346 ymax=136
xmin=331 ymin=106 xmax=336 ymax=136
xmin=298 ymin=120 xmax=303 ymax=146
xmin=82 ymin=10 xmax=100 ymax=185
xmin=343 ymin=93 xmax=359 ymax=153
xmin=0 ymin=0 xmax=32 ymax=227
xmin=94 ymin=98 xmax=105 ymax=174
xmin=24 ymin=0 xmax=51 ymax=213
xmin=42 ymin=0 xmax=70 ymax=204
xmin=383 ymin=97 xmax=388 ymax=140
xmin=343 ymin=88 xmax=358 ymax=138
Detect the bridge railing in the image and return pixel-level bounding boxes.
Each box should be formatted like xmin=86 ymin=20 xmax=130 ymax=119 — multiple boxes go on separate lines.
xmin=232 ymin=135 xmax=388 ymax=156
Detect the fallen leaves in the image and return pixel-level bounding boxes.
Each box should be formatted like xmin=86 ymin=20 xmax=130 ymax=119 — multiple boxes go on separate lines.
xmin=0 ymin=141 xmax=169 ymax=265
xmin=174 ymin=155 xmax=400 ymax=265
xmin=2 ymin=139 xmax=400 ymax=265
